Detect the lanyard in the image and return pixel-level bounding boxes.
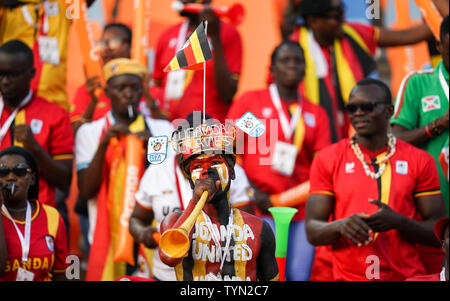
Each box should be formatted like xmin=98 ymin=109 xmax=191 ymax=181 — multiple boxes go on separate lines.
xmin=176 ymin=21 xmax=189 ymax=52
xmin=202 ymin=209 xmax=234 ymax=271
xmin=439 ymin=65 xmax=449 ymax=103
xmin=269 ymin=83 xmax=302 ymax=141
xmin=0 ymin=91 xmax=33 ymax=145
xmin=1 ymin=202 xmax=32 ymax=263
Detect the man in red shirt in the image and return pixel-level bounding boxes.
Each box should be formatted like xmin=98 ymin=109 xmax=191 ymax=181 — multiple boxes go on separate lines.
xmin=0 ymin=40 xmax=73 ymax=210
xmin=152 ymin=0 xmax=242 ymax=121
xmin=227 ymin=41 xmax=330 ymax=280
xmin=305 ymin=78 xmax=446 ymax=280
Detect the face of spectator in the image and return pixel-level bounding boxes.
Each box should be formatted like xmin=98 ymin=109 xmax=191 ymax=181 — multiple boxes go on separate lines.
xmin=438 ymin=33 xmax=449 ymax=72
xmin=271 ymin=44 xmax=306 ymax=89
xmin=99 ymin=27 xmax=131 ymax=64
xmin=347 ymin=84 xmax=393 ymax=138
xmin=307 ymin=0 xmax=345 ymax=44
xmin=0 ymin=52 xmax=35 ymax=103
xmin=0 ymin=154 xmax=35 ymax=204
xmin=106 ymin=74 xmax=143 ymax=120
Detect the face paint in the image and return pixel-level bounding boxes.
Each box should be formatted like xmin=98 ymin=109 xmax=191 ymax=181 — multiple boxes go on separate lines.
xmin=189 ymin=155 xmax=230 ymax=191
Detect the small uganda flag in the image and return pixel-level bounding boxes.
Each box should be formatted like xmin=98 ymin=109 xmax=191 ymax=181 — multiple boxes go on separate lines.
xmin=164 ymin=21 xmax=213 ymax=72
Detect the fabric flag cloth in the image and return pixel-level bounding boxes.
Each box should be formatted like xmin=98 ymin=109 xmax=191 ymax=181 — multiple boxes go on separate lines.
xmin=164 ymin=21 xmax=213 ymax=72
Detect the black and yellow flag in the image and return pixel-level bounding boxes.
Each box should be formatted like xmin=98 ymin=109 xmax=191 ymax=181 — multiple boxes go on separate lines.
xmin=164 ymin=21 xmax=213 ymax=72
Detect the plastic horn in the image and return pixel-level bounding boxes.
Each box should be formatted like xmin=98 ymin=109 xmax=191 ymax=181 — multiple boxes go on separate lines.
xmin=159 ymin=190 xmax=209 ymax=259
xmin=171 ymin=1 xmax=245 ymax=26
xmin=268 ymin=207 xmax=298 ymax=281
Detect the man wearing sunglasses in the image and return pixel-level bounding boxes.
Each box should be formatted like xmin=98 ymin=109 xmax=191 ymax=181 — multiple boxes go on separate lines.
xmin=305 ymin=78 xmax=446 ymax=280
xmin=289 ymin=0 xmax=433 ymax=144
xmin=0 ymin=40 xmax=73 ymax=214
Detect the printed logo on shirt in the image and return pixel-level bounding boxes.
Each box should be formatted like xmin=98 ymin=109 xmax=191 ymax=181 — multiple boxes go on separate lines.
xmin=304 ymin=112 xmax=316 ymax=128
xmin=345 ymin=162 xmax=355 ymax=173
xmin=421 ymin=95 xmax=441 ymax=113
xmin=396 ymin=161 xmax=408 ymax=175
xmin=30 ymin=119 xmax=43 ymax=134
xmin=45 ymin=235 xmax=55 ymax=252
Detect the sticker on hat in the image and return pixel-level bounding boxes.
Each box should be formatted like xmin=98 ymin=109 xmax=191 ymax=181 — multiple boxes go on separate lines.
xmin=147 ymin=136 xmax=168 ymax=164
xmin=235 ymin=112 xmax=266 ymax=138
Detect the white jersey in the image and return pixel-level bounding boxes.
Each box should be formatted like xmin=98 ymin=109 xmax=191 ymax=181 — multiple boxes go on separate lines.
xmin=135 ymin=154 xmax=254 ymax=281
xmin=74 ymin=111 xmax=174 ymax=243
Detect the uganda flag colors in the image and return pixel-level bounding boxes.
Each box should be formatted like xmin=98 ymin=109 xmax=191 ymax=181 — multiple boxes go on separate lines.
xmin=164 ymin=21 xmax=213 ymax=72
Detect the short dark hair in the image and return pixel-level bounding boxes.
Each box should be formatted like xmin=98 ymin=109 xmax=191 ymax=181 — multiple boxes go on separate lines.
xmin=103 ymin=23 xmax=132 ymax=44
xmin=298 ymin=0 xmax=343 ymax=19
xmin=0 ymin=40 xmax=34 ymax=67
xmin=352 ymin=78 xmax=392 ymax=104
xmin=270 ymin=40 xmax=304 ymax=66
xmin=440 ymin=15 xmax=449 ymax=41
xmin=0 ymin=146 xmax=39 ymax=200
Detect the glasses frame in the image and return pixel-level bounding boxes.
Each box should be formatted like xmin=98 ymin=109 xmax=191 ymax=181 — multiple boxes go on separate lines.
xmin=0 ymin=164 xmax=32 ymax=178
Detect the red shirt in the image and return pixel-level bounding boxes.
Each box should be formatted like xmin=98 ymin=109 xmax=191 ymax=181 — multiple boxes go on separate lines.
xmin=227 ymin=89 xmax=331 ymax=221
xmin=153 ymin=20 xmax=242 ymax=121
xmin=0 ymin=201 xmax=69 ymax=281
xmin=0 ymin=95 xmax=74 ymax=207
xmin=309 ymin=138 xmax=441 ymax=280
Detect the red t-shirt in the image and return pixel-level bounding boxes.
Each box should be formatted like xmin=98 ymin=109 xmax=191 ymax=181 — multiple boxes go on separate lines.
xmin=153 ymin=20 xmax=242 ymax=121
xmin=309 ymin=138 xmax=441 ymax=280
xmin=227 ymin=89 xmax=331 ymax=221
xmin=289 ymin=23 xmax=378 ymax=141
xmin=0 ymin=201 xmax=69 ymax=281
xmin=0 ymin=95 xmax=74 ymax=207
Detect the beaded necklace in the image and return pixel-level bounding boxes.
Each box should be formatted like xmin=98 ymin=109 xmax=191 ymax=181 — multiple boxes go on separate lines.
xmin=350 ymin=133 xmax=396 ymax=179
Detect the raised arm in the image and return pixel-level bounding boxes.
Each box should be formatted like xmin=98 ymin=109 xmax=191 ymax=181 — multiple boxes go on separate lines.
xmin=377 ymin=24 xmax=433 ymax=47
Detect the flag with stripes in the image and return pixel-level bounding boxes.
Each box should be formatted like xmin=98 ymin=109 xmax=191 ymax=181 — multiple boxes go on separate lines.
xmin=164 ymin=21 xmax=213 ymax=72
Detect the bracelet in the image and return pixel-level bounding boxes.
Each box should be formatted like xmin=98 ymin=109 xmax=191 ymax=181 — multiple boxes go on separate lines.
xmin=430 ymin=120 xmax=444 ymax=137
xmin=425 ymin=123 xmax=433 ymax=138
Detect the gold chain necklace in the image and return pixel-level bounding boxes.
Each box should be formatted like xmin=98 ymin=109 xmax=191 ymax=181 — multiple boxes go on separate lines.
xmin=350 ymin=133 xmax=396 ymax=179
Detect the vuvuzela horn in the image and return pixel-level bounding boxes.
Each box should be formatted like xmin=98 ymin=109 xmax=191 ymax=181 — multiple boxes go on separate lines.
xmin=268 ymin=207 xmax=298 ymax=281
xmin=159 ymin=191 xmax=209 ymax=259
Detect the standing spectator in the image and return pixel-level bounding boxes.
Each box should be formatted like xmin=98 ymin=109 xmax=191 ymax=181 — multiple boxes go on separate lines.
xmin=156 ymin=118 xmax=278 ymax=281
xmin=391 ymin=16 xmax=449 ymax=275
xmin=75 ymin=58 xmax=173 ymax=281
xmin=0 ymin=40 xmax=73 ymax=213
xmin=227 ymin=41 xmax=331 ymax=281
xmin=391 ymin=15 xmax=449 ymax=215
xmin=290 ymin=0 xmax=433 ymax=142
xmin=152 ymin=0 xmax=242 ymax=121
xmin=305 ymin=78 xmax=446 ymax=280
xmin=0 ymin=146 xmax=69 ymax=281
xmin=0 ymin=0 xmax=97 ymax=110
xmin=129 ymin=111 xmax=254 ymax=281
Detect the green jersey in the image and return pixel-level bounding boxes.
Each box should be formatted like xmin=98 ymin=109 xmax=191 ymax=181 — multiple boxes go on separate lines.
xmin=391 ymin=61 xmax=449 ymax=214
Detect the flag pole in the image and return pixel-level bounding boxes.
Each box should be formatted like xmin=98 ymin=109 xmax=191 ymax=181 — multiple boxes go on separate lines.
xmin=203 ymin=21 xmax=208 ymax=124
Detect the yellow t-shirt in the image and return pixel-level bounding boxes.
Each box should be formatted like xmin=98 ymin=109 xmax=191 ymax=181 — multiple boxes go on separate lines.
xmin=0 ymin=0 xmax=70 ymax=110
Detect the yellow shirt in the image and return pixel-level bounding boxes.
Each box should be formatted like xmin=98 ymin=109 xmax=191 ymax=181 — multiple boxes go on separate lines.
xmin=0 ymin=0 xmax=71 ymax=110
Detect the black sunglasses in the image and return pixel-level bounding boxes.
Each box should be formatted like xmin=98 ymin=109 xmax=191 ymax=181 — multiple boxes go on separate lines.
xmin=0 ymin=164 xmax=32 ymax=177
xmin=345 ymin=102 xmax=390 ymax=114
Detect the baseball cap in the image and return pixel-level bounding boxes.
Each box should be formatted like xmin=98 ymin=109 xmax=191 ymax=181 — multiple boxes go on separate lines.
xmin=434 ymin=217 xmax=449 ymax=242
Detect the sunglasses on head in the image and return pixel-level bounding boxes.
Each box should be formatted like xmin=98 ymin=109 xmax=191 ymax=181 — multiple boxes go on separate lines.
xmin=345 ymin=102 xmax=390 ymax=114
xmin=0 ymin=164 xmax=32 ymax=177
